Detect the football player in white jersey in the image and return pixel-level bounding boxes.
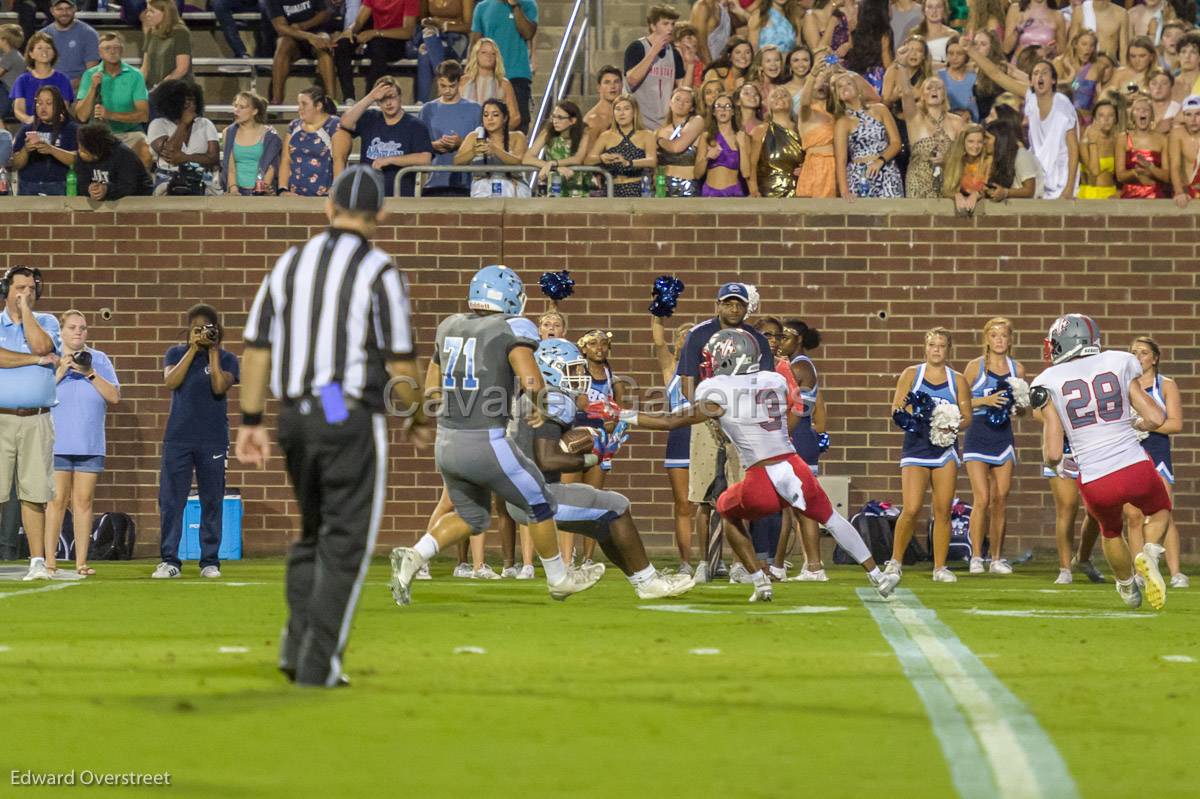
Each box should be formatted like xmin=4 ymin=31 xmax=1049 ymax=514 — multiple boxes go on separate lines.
xmin=1030 ymin=314 xmax=1172 ymax=610
xmin=588 ymin=329 xmax=900 ymax=603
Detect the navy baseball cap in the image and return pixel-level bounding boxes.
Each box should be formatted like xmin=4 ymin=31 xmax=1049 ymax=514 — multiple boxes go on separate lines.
xmin=331 ymin=165 xmax=385 ymax=214
xmin=716 ymin=282 xmax=750 ymax=303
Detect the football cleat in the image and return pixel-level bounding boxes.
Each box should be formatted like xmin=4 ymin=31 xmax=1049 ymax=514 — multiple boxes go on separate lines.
xmin=635 ymin=573 xmax=694 ymax=600
xmin=1116 ymin=578 xmax=1142 ymax=609
xmin=548 ymin=568 xmax=602 ymax=601
xmin=1134 ymin=543 xmax=1167 ymax=610
xmin=768 ymin=564 xmax=788 ymax=581
xmin=871 ymin=571 xmax=901 ymax=599
xmin=728 ymin=562 xmax=754 ymax=584
xmin=749 ymin=574 xmax=773 ymax=603
xmin=574 ymin=561 xmax=606 ymax=582
xmin=389 ymin=547 xmax=423 ymax=606
xmin=883 ymin=559 xmax=902 ymax=577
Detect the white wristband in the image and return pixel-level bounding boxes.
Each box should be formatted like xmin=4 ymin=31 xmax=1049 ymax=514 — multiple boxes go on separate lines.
xmin=582 ymin=453 xmax=599 ymax=468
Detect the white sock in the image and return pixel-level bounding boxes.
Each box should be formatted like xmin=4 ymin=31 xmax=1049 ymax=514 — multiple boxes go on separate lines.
xmin=413 ymin=534 xmax=439 ymax=563
xmin=30 ymin=556 xmax=45 ymax=566
xmin=823 ymin=512 xmax=872 ymax=564
xmin=541 ymin=554 xmax=567 ymax=584
xmin=628 ymin=564 xmax=656 ymax=586
xmin=867 ymin=567 xmax=882 ymax=582
xmin=1117 ymin=576 xmax=1135 ymax=587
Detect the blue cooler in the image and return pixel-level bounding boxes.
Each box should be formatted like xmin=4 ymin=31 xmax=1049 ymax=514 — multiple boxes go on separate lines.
xmin=179 ymin=490 xmax=243 ymax=560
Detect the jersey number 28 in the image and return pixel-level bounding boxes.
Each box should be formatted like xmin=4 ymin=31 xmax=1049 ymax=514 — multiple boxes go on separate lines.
xmin=442 ymin=336 xmax=479 ymax=391
xmin=1061 ymin=371 xmax=1122 ymax=429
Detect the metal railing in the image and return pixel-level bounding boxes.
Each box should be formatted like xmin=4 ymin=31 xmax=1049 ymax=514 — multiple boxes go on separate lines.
xmin=528 ymin=0 xmax=591 ymax=146
xmin=395 ymin=165 xmax=613 ymax=198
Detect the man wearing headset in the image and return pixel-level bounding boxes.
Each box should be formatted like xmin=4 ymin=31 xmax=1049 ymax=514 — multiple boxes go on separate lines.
xmin=0 ymin=265 xmax=62 ymax=581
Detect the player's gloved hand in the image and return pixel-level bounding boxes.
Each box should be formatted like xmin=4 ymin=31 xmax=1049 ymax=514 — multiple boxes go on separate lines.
xmin=585 ymin=399 xmax=622 ymax=423
xmin=588 ymin=427 xmax=610 ymax=458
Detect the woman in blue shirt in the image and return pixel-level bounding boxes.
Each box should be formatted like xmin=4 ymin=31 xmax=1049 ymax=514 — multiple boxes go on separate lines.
xmin=45 ymin=311 xmax=120 ymax=576
xmin=11 ymin=32 xmax=75 ymax=126
xmin=11 ymin=85 xmax=77 ymax=196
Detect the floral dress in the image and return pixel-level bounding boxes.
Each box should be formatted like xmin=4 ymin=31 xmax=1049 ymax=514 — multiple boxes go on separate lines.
xmin=286 ymin=115 xmax=340 ymax=196
xmin=846 ymin=109 xmax=903 ymax=197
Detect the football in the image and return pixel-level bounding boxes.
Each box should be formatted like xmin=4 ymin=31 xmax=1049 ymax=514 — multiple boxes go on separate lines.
xmin=559 ymin=427 xmax=597 ymax=455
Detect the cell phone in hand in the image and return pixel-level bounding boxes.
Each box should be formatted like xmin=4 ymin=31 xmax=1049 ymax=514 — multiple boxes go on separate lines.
xmin=824 ymin=54 xmax=840 ymax=65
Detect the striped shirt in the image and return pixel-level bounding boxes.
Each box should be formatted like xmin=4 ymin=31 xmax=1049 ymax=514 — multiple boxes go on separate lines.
xmin=244 ymin=227 xmax=414 ymax=411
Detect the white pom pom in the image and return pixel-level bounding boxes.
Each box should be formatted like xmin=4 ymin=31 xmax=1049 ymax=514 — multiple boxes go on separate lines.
xmin=1130 ymin=410 xmax=1150 ymax=441
xmin=1007 ymin=376 xmax=1031 ymax=409
xmin=744 ymin=284 xmax=760 ymax=315
xmin=929 ymin=402 xmax=962 ymax=448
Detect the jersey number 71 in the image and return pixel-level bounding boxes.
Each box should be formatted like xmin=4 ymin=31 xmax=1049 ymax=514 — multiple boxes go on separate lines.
xmin=442 ymin=336 xmax=479 ymax=391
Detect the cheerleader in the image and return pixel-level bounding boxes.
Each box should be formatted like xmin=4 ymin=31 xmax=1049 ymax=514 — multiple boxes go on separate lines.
xmin=1037 ymin=426 xmax=1105 ymax=585
xmin=1125 ymin=337 xmax=1188 ymax=588
xmin=538 ymin=308 xmax=567 ymax=340
xmin=569 ymin=329 xmax=625 ymax=566
xmin=888 ymin=327 xmax=973 ymax=582
xmin=653 ymin=315 xmax=697 ymax=575
xmin=961 ymin=317 xmax=1025 ymax=575
xmin=774 ymin=318 xmax=828 ymax=581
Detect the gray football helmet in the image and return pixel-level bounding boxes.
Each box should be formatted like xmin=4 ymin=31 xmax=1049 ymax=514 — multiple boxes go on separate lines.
xmin=1044 ymin=314 xmax=1101 ymax=365
xmin=702 ymin=329 xmax=761 ymax=378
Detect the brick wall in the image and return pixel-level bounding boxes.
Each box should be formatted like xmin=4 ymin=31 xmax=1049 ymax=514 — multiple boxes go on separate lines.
xmin=2 ymin=197 xmax=1195 ymax=557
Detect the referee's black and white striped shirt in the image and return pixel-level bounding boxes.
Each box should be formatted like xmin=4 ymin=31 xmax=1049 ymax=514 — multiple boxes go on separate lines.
xmin=244 ymin=228 xmax=414 ymax=411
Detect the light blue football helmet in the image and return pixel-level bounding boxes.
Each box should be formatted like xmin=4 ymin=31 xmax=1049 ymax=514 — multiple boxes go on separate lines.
xmin=468 ymin=264 xmax=527 ymax=314
xmin=536 ymin=338 xmax=591 ymax=396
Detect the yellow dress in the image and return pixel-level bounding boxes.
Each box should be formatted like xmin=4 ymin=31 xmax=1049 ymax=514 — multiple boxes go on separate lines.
xmin=1078 ymin=155 xmax=1118 ymax=199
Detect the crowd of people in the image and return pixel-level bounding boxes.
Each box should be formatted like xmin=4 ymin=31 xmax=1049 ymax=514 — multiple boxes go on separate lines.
xmin=3 ymin=0 xmax=1200 ymax=202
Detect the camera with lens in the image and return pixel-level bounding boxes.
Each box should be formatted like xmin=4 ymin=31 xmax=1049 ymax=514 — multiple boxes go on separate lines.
xmin=71 ymin=350 xmax=93 ymax=371
xmin=200 ymin=324 xmax=219 ymax=343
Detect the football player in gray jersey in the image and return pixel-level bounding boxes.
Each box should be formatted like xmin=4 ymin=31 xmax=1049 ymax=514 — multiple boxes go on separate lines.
xmin=390 ymin=266 xmax=602 ymax=605
xmin=506 ymin=340 xmax=694 ymax=600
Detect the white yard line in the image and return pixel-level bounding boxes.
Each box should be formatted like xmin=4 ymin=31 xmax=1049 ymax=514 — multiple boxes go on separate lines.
xmin=0 ymin=582 xmax=81 ymax=600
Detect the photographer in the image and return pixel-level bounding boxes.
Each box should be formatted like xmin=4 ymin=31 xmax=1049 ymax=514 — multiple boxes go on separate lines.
xmin=45 ymin=310 xmax=119 ymax=576
xmin=155 ymin=304 xmax=238 ymax=580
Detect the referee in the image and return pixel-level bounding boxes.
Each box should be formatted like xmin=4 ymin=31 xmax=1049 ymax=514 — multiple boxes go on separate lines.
xmin=235 ymin=166 xmax=431 ymax=688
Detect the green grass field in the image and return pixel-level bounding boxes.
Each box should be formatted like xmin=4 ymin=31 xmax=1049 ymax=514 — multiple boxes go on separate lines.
xmin=1 ymin=559 xmax=1196 ymax=799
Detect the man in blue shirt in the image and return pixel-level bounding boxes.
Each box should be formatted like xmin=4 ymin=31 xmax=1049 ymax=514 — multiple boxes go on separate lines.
xmin=155 ymin=304 xmax=239 ymax=580
xmin=471 ymin=0 xmax=537 ymax=132
xmin=0 ymin=266 xmax=61 ymax=581
xmin=419 ymin=59 xmax=481 ymax=197
xmin=336 ymin=76 xmax=434 ymax=197
xmin=41 ymin=0 xmax=99 ymax=89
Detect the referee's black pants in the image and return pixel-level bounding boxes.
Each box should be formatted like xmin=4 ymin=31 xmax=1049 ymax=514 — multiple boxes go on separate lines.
xmin=277 ymin=403 xmax=386 ymax=687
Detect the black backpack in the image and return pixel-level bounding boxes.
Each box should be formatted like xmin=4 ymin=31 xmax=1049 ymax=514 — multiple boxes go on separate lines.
xmin=836 ymin=512 xmax=895 ymax=565
xmin=55 ymin=509 xmax=75 ymax=562
xmin=91 ymin=513 xmax=137 ymax=560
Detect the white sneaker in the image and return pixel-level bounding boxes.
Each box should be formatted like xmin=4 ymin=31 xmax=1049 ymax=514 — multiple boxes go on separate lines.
xmin=1134 ymin=543 xmax=1167 ymax=610
xmin=871 ymin=571 xmax=901 ymax=599
xmin=1170 ymin=573 xmax=1189 ymax=589
xmin=932 ymin=567 xmax=958 ymax=583
xmin=790 ymin=568 xmax=828 ymax=582
xmin=415 ymin=563 xmax=432 ymax=581
xmin=728 ymin=562 xmax=754 ymax=584
xmin=676 ymin=562 xmax=694 ymax=577
xmin=635 ymin=572 xmax=694 ymax=599
xmin=749 ymin=574 xmax=773 ymax=603
xmin=472 ymin=564 xmax=501 ymax=580
xmin=692 ymin=561 xmax=709 ymax=584
xmin=1054 ymin=569 xmax=1073 ymax=585
xmin=200 ymin=566 xmax=221 ymax=579
xmin=768 ymin=564 xmax=788 ymax=581
xmin=151 ymin=562 xmax=180 ymax=579
xmin=969 ymin=557 xmax=985 ymax=574
xmin=389 ymin=547 xmax=422 ymax=606
xmin=989 ymin=558 xmax=1013 ymax=575
xmin=547 ymin=568 xmax=602 ymax=600
xmin=451 ymin=562 xmax=472 ymax=578
xmin=574 ymin=561 xmax=606 ymax=582
xmin=516 ymin=564 xmax=535 ymax=580
xmin=883 ymin=559 xmax=902 ymax=576
xmin=1116 ymin=578 xmax=1142 ymax=609
xmin=499 ymin=565 xmax=519 ymax=579
xmin=22 ymin=560 xmax=51 ymax=581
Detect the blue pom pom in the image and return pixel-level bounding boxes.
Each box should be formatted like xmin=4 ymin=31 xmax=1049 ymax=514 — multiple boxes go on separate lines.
xmin=894 ymin=391 xmax=935 ymax=434
xmin=649 ymin=275 xmax=685 ymax=317
xmin=817 ymin=432 xmax=830 ymax=453
xmin=984 ymin=378 xmax=1015 ymax=427
xmin=539 ymin=270 xmax=575 ymax=302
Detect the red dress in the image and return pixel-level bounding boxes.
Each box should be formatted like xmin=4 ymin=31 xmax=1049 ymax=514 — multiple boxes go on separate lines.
xmin=1120 ymin=134 xmax=1168 ymax=199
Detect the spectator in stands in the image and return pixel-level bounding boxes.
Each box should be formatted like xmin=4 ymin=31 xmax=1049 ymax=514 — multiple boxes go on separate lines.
xmin=40 ymin=0 xmax=97 ymax=90
xmin=211 ymin=0 xmax=274 ymax=69
xmin=969 ymin=30 xmax=1010 ymax=121
xmin=698 ymin=76 xmax=722 ymax=115
xmin=75 ymin=122 xmax=154 ymax=199
xmin=898 ymin=75 xmax=963 ymax=197
xmin=965 ymin=0 xmax=1004 ymax=42
xmin=0 ymin=24 xmax=27 ymax=120
xmin=802 ymin=0 xmax=850 ymax=60
xmin=586 ymin=93 xmax=657 ymax=197
xmin=12 ymin=31 xmax=74 ymax=125
xmin=524 ymin=98 xmax=591 ymax=195
xmin=795 ymin=62 xmax=838 ymax=197
xmin=833 ymin=70 xmax=903 ymax=198
xmin=1054 ymin=30 xmax=1100 ymax=124
xmin=757 ymin=0 xmax=802 ymax=54
xmin=1105 ymin=36 xmax=1157 ymax=97
xmin=981 ymin=104 xmax=1040 ymax=199
xmin=913 ymin=0 xmax=956 ymax=66
xmin=44 ymin=310 xmax=119 ymax=576
xmin=674 ymin=22 xmax=703 ymax=88
xmin=749 ymin=85 xmax=802 ymax=197
xmin=148 ymin=79 xmax=219 ymax=194
xmin=460 ymin=36 xmax=519 ymax=129
xmin=736 ymin=80 xmax=764 ymax=136
xmin=12 ymin=86 xmax=77 ymax=195
xmin=74 ymin=32 xmax=152 ymax=169
xmin=781 ymin=44 xmax=812 ymax=110
xmin=279 ymin=84 xmax=340 ymax=195
xmin=624 ymin=5 xmax=685 ymax=130
xmin=843 ymin=0 xmax=891 ymax=93
xmin=141 ymin=0 xmax=192 ymax=95
xmin=155 ymin=304 xmax=238 ymax=580
xmin=1170 ymin=95 xmax=1200 ymax=205
xmin=882 ymin=36 xmax=932 ymax=109
xmin=703 ymin=37 xmax=753 ymax=93
xmin=654 ymin=86 xmax=704 ymax=196
xmin=336 ymin=0 xmax=419 ymax=94
xmin=689 ymin=0 xmax=748 ymax=63
xmin=1148 ymin=69 xmax=1180 ymax=133
xmin=583 ymin=64 xmax=623 ymax=141
xmin=470 ymin=0 xmax=537 ymax=132
xmin=746 ymin=44 xmax=784 ymax=105
xmin=1174 ymin=34 xmax=1200 ymax=104
xmin=454 ymin=96 xmax=528 ymax=196
xmin=695 ymin=91 xmax=748 ymax=196
xmin=1005 ymin=0 xmax=1065 ymax=60
xmin=221 ymin=90 xmax=282 ymax=194
xmin=941 ymin=123 xmax=990 ymax=213
xmin=337 ymin=75 xmax=433 ymax=195
xmin=1078 ymin=98 xmax=1119 ymax=199
xmin=1117 ymin=93 xmax=1171 ymax=198
xmin=415 ymin=0 xmax=474 ymax=103
xmin=15 ymin=0 xmax=52 ymax=42
xmin=267 ymin=0 xmax=336 ymax=105
xmin=940 ymin=36 xmax=978 ymax=121
xmin=0 ymin=265 xmax=61 ymax=583
xmin=419 ymin=59 xmax=481 ymax=197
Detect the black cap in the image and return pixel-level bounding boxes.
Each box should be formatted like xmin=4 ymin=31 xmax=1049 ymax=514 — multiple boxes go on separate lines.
xmin=331 ymin=165 xmax=385 ymax=214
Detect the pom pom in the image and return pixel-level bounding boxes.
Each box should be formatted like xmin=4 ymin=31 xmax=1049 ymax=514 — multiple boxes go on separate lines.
xmin=1007 ymin=376 xmax=1031 ymax=409
xmin=892 ymin=408 xmax=919 ymax=434
xmin=649 ymin=275 xmax=685 ymax=317
xmin=743 ymin=283 xmax=760 ymax=315
xmin=930 ymin=403 xmax=963 ymax=448
xmin=1130 ymin=410 xmax=1150 ymax=441
xmin=893 ymin=391 xmax=936 ymax=434
xmin=984 ymin=379 xmax=1015 ymax=427
xmin=539 ymin=270 xmax=575 ymax=302
xmin=817 ymin=432 xmax=830 ymax=453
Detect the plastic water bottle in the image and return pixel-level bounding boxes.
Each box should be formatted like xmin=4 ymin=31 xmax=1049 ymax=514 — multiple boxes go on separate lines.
xmin=549 ymin=169 xmax=562 ymax=197
xmin=856 ymin=178 xmax=870 ymax=198
xmin=491 ymin=177 xmax=503 ymax=197
xmin=654 ymin=166 xmax=666 ymax=198
xmin=254 ymin=171 xmax=266 ymax=195
xmin=66 ymin=166 xmax=78 ymax=197
xmin=0 ymin=167 xmax=8 ymax=195
xmin=640 ymin=172 xmax=652 ymax=198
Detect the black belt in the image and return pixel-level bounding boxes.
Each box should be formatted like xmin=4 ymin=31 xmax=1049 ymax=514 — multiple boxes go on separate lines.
xmin=0 ymin=406 xmax=51 ymax=417
xmin=283 ymin=396 xmax=363 ymax=414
